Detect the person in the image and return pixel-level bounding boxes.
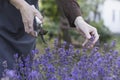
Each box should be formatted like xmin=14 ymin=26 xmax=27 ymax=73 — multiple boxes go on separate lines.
xmin=0 ymin=0 xmax=99 ymax=77
xmin=57 ymin=0 xmax=99 ymax=47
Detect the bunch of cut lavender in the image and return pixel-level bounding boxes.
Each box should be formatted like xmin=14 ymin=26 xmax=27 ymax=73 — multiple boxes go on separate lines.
xmin=1 ymin=39 xmax=120 ymax=80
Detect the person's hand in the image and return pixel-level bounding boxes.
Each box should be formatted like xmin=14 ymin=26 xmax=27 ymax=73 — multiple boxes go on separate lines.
xmin=19 ymin=4 xmax=43 ymax=36
xmin=10 ymin=0 xmax=43 ymax=36
xmin=74 ymin=16 xmax=99 ymax=48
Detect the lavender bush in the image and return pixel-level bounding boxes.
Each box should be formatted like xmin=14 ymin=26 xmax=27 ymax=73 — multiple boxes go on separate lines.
xmin=1 ymin=39 xmax=120 ymax=80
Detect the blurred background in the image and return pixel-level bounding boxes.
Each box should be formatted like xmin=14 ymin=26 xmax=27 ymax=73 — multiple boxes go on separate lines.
xmin=36 ymin=0 xmax=120 ymax=51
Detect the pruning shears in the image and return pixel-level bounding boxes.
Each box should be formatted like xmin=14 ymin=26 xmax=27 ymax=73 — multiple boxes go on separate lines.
xmin=33 ymin=16 xmax=48 ymax=43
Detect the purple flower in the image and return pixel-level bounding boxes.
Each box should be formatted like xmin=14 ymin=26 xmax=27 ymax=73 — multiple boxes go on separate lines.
xmin=71 ymin=65 xmax=80 ymax=79
xmin=28 ymin=70 xmax=41 ymax=80
xmin=2 ymin=39 xmax=120 ymax=80
xmin=103 ymin=77 xmax=114 ymax=80
xmin=75 ymin=49 xmax=80 ymax=55
xmin=46 ymin=64 xmax=55 ymax=73
xmin=110 ymin=40 xmax=116 ymax=48
xmin=14 ymin=53 xmax=18 ymax=59
xmin=5 ymin=70 xmax=16 ymax=78
xmin=116 ymin=57 xmax=120 ymax=68
xmin=112 ymin=50 xmax=118 ymax=57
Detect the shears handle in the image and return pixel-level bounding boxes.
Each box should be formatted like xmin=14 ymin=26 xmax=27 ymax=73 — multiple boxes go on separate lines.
xmin=34 ymin=16 xmax=48 ymax=43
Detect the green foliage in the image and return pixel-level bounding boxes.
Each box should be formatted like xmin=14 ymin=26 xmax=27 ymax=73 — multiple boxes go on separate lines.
xmin=41 ymin=0 xmax=60 ymax=22
xmin=39 ymin=0 xmax=60 ymax=40
xmin=39 ymin=0 xmax=112 ymax=43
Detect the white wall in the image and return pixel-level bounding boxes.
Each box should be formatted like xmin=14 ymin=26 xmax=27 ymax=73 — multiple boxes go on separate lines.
xmin=102 ymin=0 xmax=120 ymax=33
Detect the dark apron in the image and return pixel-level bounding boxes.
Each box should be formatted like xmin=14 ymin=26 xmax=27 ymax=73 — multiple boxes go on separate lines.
xmin=0 ymin=0 xmax=38 ymax=77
